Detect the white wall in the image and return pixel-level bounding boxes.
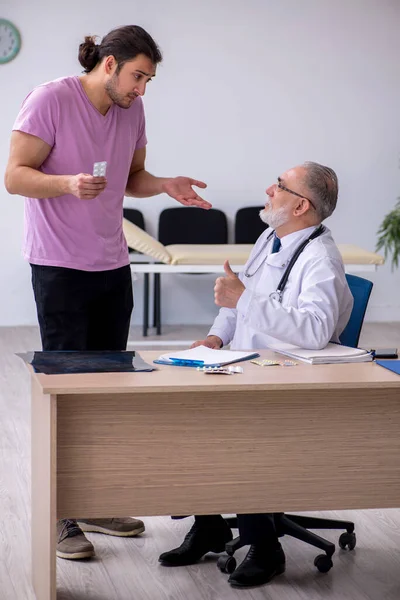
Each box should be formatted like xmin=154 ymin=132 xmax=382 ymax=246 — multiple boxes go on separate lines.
xmin=1 ymin=0 xmax=399 ymax=327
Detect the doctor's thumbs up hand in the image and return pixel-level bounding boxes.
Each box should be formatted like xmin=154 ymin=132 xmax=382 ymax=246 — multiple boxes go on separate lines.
xmin=214 ymin=260 xmax=245 ymax=308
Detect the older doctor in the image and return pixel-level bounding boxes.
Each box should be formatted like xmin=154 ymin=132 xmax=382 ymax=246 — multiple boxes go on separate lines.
xmin=159 ymin=162 xmax=354 ymax=589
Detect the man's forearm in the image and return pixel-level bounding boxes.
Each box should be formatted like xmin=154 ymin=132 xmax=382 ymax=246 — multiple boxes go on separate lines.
xmin=208 ymin=308 xmax=238 ymax=348
xmin=125 ymin=169 xmax=170 ymax=198
xmin=5 ymin=165 xmax=70 ymax=199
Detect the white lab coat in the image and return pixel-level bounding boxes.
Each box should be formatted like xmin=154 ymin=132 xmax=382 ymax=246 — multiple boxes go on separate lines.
xmin=208 ymin=225 xmax=353 ymax=351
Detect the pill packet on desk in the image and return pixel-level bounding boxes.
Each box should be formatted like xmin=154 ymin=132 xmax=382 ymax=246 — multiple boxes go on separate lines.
xmin=251 ymin=359 xmax=280 ymax=367
xmin=251 ymin=359 xmax=297 ymax=367
xmin=197 ymin=366 xmax=244 ymax=375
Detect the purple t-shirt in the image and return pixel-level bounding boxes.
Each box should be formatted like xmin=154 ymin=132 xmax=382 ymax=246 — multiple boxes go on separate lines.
xmin=13 ymin=76 xmax=147 ymax=271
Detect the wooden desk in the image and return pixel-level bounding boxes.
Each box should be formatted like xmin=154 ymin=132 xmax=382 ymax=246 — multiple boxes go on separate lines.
xmin=30 ymin=352 xmax=400 ymax=600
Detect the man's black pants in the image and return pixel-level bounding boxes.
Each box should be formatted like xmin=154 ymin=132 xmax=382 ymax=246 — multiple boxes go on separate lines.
xmin=31 ymin=264 xmax=133 ymax=351
xmin=185 ymin=513 xmax=279 ymax=547
xmin=237 ymin=513 xmax=278 ymax=546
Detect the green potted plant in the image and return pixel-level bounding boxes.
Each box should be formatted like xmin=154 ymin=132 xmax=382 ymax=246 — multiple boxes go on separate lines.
xmin=376 ymin=198 xmax=400 ymax=270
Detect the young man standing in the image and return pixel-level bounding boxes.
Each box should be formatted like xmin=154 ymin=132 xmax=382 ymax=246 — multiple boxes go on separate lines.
xmin=5 ymin=25 xmax=210 ymax=561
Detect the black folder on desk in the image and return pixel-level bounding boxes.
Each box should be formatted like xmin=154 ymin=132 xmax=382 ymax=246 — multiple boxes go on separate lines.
xmin=17 ymin=351 xmax=155 ymax=374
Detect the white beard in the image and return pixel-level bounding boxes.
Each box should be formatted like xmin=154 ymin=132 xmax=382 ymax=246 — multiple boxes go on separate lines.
xmin=259 ymin=205 xmax=289 ymax=229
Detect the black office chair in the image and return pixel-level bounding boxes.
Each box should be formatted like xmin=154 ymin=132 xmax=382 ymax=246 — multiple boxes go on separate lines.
xmin=234 ymin=206 xmax=267 ymax=243
xmin=218 ymin=274 xmax=374 ymax=576
xmin=153 ymin=207 xmax=228 ymax=334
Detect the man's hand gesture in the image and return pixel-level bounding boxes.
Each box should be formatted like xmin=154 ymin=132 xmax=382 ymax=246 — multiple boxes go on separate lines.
xmin=162 ymin=176 xmax=211 ymax=209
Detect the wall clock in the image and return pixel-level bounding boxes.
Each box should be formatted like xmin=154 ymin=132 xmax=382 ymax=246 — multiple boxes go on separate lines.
xmin=0 ymin=19 xmax=21 ymax=64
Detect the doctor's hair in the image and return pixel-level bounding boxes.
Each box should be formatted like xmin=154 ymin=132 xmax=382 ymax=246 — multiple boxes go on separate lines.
xmin=302 ymin=162 xmax=338 ymax=221
xmin=78 ymin=25 xmax=162 ymax=74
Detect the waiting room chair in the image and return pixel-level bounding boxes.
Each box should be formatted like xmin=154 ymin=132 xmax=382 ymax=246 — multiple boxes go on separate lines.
xmin=153 ymin=207 xmax=228 ymax=334
xmin=234 ymin=206 xmax=267 ymax=244
xmin=158 ymin=207 xmax=228 ymax=245
xmin=219 ymin=274 xmax=374 ymax=575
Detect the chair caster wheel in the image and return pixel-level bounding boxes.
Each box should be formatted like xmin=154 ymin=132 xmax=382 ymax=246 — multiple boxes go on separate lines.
xmin=314 ymin=554 xmax=333 ymax=573
xmin=217 ymin=555 xmax=237 ymax=574
xmin=339 ymin=532 xmax=356 ymax=551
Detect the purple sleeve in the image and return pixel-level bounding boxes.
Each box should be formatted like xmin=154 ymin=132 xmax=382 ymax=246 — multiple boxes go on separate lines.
xmin=12 ymin=85 xmax=58 ymax=147
xmin=135 ymin=98 xmax=147 ymax=150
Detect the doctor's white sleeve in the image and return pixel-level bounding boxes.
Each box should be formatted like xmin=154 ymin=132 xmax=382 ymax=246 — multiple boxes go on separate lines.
xmin=208 ymin=306 xmax=238 ymax=346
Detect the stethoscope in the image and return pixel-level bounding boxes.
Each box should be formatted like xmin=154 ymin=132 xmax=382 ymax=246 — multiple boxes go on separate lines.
xmin=244 ymin=224 xmax=326 ymax=303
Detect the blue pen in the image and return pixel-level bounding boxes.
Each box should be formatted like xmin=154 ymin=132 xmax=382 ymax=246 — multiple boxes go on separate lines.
xmin=169 ymin=358 xmax=205 ymax=367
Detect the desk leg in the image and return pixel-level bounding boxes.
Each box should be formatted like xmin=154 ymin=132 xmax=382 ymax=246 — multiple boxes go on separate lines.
xmin=143 ymin=273 xmax=149 ymax=337
xmin=153 ymin=273 xmax=157 ymax=329
xmin=31 ymin=379 xmax=57 ymax=600
xmin=154 ymin=273 xmax=162 ymax=335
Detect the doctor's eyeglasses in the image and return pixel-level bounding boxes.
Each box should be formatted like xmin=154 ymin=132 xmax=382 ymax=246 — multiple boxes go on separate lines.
xmin=276 ymin=177 xmax=317 ymax=211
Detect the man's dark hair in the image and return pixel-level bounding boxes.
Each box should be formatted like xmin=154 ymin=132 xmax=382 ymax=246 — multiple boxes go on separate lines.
xmin=78 ymin=25 xmax=162 ymax=74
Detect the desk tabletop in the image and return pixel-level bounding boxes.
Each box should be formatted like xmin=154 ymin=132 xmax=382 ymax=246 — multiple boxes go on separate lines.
xmin=31 ymin=350 xmax=400 ymax=396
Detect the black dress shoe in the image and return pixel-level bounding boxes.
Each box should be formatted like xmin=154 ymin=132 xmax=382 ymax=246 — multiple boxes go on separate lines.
xmin=159 ymin=516 xmax=233 ymax=566
xmin=228 ymin=543 xmax=286 ymax=588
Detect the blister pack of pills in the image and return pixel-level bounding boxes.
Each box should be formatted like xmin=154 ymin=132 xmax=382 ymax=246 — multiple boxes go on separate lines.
xmin=251 ymin=359 xmax=297 ymax=367
xmin=93 ymin=161 xmax=107 ymax=177
xmin=251 ymin=359 xmax=280 ymax=367
xmin=196 ymin=366 xmax=244 ymax=375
